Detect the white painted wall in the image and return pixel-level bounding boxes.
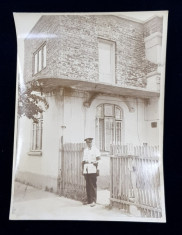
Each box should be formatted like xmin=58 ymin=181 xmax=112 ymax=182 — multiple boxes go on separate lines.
xmin=147 ymin=72 xmax=160 ymax=92
xmin=42 ymin=94 xmax=63 ymax=177
xmin=16 ymin=93 xmax=63 ymax=178
xmin=144 ymin=97 xmax=159 ymax=145
xmin=144 ymin=32 xmax=162 ymax=64
xmin=144 ymin=32 xmax=162 ymax=93
xmin=16 ymin=91 xmax=159 ymax=185
xmin=63 ymin=95 xmax=85 ymax=143
xmin=15 ymin=116 xmax=32 ymax=173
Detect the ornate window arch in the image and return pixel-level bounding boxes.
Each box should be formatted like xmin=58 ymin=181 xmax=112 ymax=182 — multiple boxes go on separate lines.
xmin=96 ymin=104 xmax=123 ymax=151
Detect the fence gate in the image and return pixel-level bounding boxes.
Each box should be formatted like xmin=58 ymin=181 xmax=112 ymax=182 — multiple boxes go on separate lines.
xmin=110 ymin=145 xmax=162 ymax=218
xmin=59 ymin=143 xmax=86 ymax=202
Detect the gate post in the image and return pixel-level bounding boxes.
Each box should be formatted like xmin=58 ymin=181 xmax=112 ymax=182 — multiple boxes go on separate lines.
xmin=110 ymin=145 xmax=114 ymax=207
xmin=57 ymin=136 xmax=64 ymax=196
xmin=57 ymin=137 xmax=62 ymax=195
xmin=60 ymin=135 xmax=64 ymax=196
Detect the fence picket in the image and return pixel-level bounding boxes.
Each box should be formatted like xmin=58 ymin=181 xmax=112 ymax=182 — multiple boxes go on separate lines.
xmin=61 ymin=142 xmax=162 ymax=217
xmin=60 ymin=142 xmax=86 ymax=201
xmin=110 ymin=144 xmax=162 ymax=218
xmin=110 ymin=156 xmax=113 ymax=199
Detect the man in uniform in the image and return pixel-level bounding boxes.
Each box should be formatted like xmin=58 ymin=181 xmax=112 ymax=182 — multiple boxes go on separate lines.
xmin=82 ymin=137 xmax=101 ymax=207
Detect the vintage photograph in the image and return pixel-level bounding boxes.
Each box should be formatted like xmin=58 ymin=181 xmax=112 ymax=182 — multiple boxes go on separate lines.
xmin=10 ymin=11 xmax=168 ymax=222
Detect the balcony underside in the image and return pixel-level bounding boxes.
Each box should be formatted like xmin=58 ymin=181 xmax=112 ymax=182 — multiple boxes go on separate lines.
xmin=29 ymin=76 xmax=160 ymax=99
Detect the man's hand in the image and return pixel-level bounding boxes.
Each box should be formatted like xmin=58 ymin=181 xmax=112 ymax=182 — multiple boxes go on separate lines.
xmin=92 ymin=161 xmax=98 ymax=167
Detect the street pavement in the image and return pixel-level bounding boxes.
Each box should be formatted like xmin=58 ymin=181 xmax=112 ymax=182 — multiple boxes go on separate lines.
xmin=10 ymin=182 xmax=130 ymax=221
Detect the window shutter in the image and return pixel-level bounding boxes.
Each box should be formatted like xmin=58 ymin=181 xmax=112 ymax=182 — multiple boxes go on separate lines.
xmin=98 ymin=39 xmax=115 ymax=84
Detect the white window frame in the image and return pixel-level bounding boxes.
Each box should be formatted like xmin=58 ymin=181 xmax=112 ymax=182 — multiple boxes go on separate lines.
xmin=33 ymin=42 xmax=47 ymax=75
xmin=29 ymin=113 xmax=43 ymax=156
xmin=96 ymin=104 xmax=122 ymax=152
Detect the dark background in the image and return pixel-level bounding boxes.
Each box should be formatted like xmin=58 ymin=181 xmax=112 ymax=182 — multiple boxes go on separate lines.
xmin=0 ymin=0 xmax=182 ymax=234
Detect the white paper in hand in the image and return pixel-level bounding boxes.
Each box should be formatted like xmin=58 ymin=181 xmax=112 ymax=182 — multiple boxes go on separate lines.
xmin=83 ymin=163 xmax=97 ymax=174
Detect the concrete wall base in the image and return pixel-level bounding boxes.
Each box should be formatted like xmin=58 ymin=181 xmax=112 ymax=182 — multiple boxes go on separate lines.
xmin=15 ymin=171 xmax=58 ymax=193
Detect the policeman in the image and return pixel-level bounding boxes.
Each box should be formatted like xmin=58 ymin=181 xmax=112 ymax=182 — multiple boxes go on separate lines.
xmin=82 ymin=137 xmax=101 ymax=207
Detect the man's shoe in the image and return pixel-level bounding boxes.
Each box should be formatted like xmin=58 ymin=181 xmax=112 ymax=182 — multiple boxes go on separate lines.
xmin=90 ymin=202 xmax=96 ymax=207
xmin=83 ymin=201 xmax=89 ymax=205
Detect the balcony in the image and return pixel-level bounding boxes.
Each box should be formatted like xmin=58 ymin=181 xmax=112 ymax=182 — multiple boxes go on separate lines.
xmin=29 ymin=75 xmax=160 ymax=99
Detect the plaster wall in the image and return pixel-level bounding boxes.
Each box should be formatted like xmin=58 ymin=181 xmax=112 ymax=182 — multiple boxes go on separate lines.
xmin=144 ymin=97 xmax=159 ymax=145
xmin=15 ymin=92 xmax=159 ymax=191
xmin=15 ymin=94 xmax=64 ymax=192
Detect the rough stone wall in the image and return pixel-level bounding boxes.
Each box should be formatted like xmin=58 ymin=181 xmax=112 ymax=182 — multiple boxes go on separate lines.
xmin=24 ymin=16 xmax=60 ymax=82
xmin=24 ymin=15 xmax=158 ymax=87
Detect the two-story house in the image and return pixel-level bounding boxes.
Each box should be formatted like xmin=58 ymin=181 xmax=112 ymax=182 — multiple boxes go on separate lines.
xmin=15 ymin=14 xmax=165 ymax=193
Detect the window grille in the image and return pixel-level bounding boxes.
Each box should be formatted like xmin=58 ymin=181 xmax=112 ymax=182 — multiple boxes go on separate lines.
xmin=96 ymin=104 xmax=122 ymax=151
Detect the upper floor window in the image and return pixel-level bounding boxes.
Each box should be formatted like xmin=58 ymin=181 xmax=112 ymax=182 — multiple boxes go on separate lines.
xmin=98 ymin=38 xmax=115 ymax=84
xmin=33 ymin=43 xmax=46 ymax=75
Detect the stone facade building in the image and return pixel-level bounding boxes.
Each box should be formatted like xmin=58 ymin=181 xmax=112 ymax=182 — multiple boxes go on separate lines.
xmin=16 ymin=14 xmax=164 ymax=192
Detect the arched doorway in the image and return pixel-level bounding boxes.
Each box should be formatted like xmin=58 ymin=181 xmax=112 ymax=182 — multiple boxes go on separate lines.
xmin=95 ymin=104 xmax=123 ymax=205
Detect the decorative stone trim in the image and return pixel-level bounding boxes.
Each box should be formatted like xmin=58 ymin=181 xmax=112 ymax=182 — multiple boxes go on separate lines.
xmin=123 ymin=97 xmax=135 ymax=112
xmin=83 ymin=92 xmax=100 ymax=108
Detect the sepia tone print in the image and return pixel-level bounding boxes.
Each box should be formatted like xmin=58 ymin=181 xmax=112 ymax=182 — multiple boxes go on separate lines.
xmin=10 ymin=12 xmax=168 ymax=222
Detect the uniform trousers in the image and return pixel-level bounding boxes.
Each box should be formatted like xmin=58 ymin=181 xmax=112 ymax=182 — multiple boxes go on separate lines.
xmin=84 ymin=173 xmax=97 ymax=203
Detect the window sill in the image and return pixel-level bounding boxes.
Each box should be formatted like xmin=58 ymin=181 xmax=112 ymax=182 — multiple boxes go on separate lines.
xmin=28 ymin=151 xmax=42 ymax=156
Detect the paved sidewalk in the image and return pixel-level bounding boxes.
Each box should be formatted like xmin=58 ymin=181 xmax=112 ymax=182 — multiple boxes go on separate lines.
xmin=10 ymin=182 xmax=130 ymax=221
